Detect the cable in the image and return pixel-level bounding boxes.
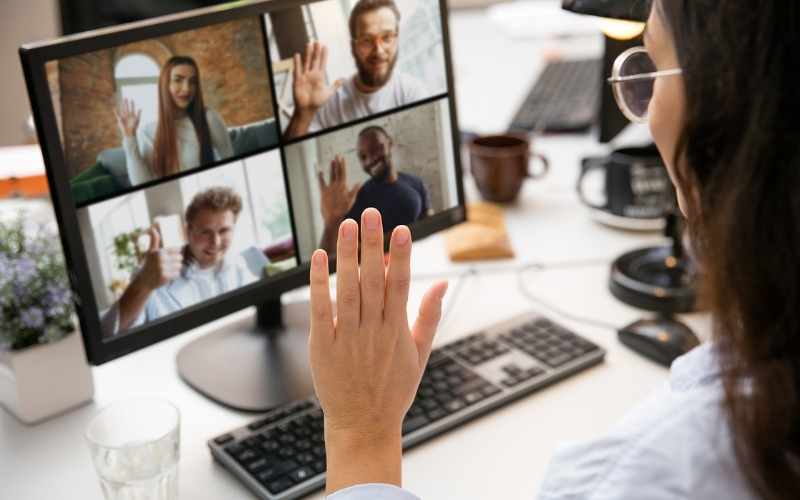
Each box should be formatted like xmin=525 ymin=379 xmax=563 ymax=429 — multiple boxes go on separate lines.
xmin=413 ymin=258 xmax=621 ymax=332
xmin=515 ymin=262 xmax=620 ymax=331
xmin=436 ymin=266 xmax=478 ymax=332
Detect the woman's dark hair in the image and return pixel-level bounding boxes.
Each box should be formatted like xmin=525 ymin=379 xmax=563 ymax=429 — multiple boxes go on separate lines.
xmin=656 ymin=0 xmax=800 ymax=498
xmin=152 ymin=55 xmax=214 ymax=178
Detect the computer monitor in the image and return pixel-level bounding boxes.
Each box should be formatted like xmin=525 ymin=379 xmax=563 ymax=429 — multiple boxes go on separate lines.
xmin=20 ymin=0 xmax=465 ymax=411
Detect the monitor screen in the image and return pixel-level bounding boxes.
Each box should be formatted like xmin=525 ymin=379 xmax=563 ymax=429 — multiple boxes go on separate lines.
xmin=20 ymin=0 xmax=464 ymax=409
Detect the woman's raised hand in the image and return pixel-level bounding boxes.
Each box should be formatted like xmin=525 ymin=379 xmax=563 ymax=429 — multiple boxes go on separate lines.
xmin=113 ymin=98 xmax=142 ymax=139
xmin=308 ymin=208 xmax=448 ymax=494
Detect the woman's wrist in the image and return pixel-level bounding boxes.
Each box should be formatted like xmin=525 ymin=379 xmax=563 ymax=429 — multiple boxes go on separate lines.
xmin=323 ymin=423 xmax=403 ymax=495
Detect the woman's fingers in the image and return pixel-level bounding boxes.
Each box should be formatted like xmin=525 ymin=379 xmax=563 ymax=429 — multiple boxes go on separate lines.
xmin=411 ymin=280 xmax=449 ymax=362
xmin=383 ymin=226 xmax=412 ymax=327
xmin=309 ymin=250 xmax=335 ymax=348
xmin=359 ymin=209 xmax=385 ymax=327
xmin=336 ymin=219 xmax=361 ymax=334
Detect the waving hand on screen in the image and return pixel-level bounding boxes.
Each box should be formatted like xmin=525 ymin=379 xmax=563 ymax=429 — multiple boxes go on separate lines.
xmin=284 ymin=42 xmax=345 ymax=140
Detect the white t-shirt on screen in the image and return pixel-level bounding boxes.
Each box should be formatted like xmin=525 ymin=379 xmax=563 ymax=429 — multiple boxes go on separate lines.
xmin=309 ymin=71 xmax=428 ymax=132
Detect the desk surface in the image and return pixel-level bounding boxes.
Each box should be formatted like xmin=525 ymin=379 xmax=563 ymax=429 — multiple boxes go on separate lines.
xmin=0 ymin=10 xmax=709 ymax=500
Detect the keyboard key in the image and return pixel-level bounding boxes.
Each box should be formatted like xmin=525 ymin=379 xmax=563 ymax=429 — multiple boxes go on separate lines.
xmin=278 ymin=434 xmax=296 ymax=445
xmin=266 ymin=477 xmax=294 ymax=494
xmin=421 ymin=399 xmax=438 ymax=411
xmin=463 ymin=392 xmax=483 ymax=404
xmin=295 ymin=439 xmax=312 ymax=452
xmin=246 ymin=457 xmax=273 ymax=474
xmin=234 ymin=449 xmax=261 ymax=463
xmin=261 ymin=440 xmax=280 ymax=453
xmin=443 ymin=399 xmax=466 ymax=413
xmin=402 ymin=415 xmax=430 ymax=434
xmin=407 ymin=404 xmax=424 ymax=417
xmin=248 ymin=419 xmax=269 ymax=431
xmin=427 ymin=408 xmax=448 ymax=421
xmin=256 ymin=460 xmax=298 ymax=485
xmin=296 ymin=452 xmax=316 ymax=465
xmin=456 ymin=378 xmax=489 ymax=397
xmin=243 ymin=436 xmax=262 ymax=448
xmin=289 ymin=466 xmax=315 ymax=483
xmin=214 ymin=433 xmax=234 ymax=445
xmin=312 ymin=460 xmax=326 ymax=473
xmin=224 ymin=443 xmax=245 ymax=457
xmin=481 ymin=385 xmax=502 ymax=398
xmin=547 ymin=353 xmax=574 ymax=367
xmin=434 ymin=392 xmax=453 ymax=405
xmin=527 ymin=367 xmax=545 ymax=377
xmin=442 ymin=364 xmax=460 ymax=376
xmin=427 ymin=348 xmax=448 ymax=366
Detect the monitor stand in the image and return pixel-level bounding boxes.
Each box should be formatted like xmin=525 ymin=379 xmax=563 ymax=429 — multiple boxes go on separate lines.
xmin=176 ymin=296 xmax=317 ymax=412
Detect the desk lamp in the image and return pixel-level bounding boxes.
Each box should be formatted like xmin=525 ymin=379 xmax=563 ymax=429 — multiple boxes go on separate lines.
xmin=564 ymin=0 xmax=702 ymax=364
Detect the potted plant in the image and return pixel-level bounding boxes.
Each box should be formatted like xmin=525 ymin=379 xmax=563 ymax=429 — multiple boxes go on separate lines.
xmin=0 ymin=213 xmax=93 ymax=425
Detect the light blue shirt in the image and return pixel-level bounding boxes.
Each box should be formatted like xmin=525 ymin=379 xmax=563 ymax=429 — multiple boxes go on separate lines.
xmin=101 ymin=247 xmax=267 ymax=337
xmin=327 ymin=343 xmax=758 ymax=499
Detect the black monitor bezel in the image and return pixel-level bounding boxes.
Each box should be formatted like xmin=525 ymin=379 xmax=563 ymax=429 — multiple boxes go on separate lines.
xmin=19 ymin=0 xmax=466 ymax=365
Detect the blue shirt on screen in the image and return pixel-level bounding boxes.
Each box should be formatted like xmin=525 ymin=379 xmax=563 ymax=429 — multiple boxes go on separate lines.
xmin=344 ymin=172 xmax=432 ymax=231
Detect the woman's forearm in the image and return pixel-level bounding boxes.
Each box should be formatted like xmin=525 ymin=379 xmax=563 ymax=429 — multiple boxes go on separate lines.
xmin=207 ymin=108 xmax=234 ymax=159
xmin=122 ymin=135 xmax=155 ymax=185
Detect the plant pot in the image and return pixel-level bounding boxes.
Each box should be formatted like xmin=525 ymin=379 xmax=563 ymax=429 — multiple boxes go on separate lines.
xmin=0 ymin=329 xmax=94 ymax=425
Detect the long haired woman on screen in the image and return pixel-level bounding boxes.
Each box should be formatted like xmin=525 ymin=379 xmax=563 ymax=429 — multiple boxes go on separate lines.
xmin=113 ymin=55 xmax=234 ymax=184
xmin=305 ymin=0 xmax=800 ymax=498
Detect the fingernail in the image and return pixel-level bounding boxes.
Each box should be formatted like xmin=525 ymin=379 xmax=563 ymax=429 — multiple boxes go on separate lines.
xmin=313 ymin=250 xmax=326 ymax=268
xmin=343 ymin=220 xmax=357 ymax=241
xmin=395 ymin=226 xmax=409 ymax=245
xmin=364 ymin=209 xmax=379 ymax=230
xmin=437 ymin=280 xmax=449 ymax=301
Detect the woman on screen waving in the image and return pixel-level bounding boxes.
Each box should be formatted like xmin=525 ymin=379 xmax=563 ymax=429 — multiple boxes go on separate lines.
xmin=113 ymin=55 xmax=233 ymax=185
xmin=307 ymin=0 xmax=800 ymax=498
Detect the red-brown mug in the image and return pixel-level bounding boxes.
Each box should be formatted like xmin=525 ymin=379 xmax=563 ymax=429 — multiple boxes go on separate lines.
xmin=468 ymin=135 xmax=549 ymax=202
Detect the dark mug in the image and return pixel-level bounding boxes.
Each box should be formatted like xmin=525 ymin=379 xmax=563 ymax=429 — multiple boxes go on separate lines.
xmin=469 ymin=135 xmax=549 ymax=202
xmin=577 ymin=146 xmax=676 ymax=220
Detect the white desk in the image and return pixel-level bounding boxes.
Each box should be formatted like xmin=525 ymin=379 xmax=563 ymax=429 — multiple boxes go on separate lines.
xmin=0 ymin=10 xmax=709 ymax=500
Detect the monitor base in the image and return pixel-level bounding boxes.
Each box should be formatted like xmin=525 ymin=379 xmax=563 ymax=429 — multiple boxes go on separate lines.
xmin=176 ymin=297 xmax=317 ymax=412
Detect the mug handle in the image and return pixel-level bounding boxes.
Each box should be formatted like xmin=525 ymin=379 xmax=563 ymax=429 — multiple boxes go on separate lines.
xmin=525 ymin=152 xmax=549 ymax=178
xmin=577 ymin=156 xmax=608 ymax=209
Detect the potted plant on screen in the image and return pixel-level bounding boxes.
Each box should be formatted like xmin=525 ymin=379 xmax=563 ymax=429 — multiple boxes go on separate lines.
xmin=0 ymin=213 xmax=93 ymax=425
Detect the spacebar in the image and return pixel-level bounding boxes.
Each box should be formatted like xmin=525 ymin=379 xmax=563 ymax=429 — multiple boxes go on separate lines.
xmin=402 ymin=415 xmax=430 ymax=434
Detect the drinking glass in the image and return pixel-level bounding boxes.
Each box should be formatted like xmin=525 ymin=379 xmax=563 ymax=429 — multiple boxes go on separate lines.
xmin=85 ymin=398 xmax=180 ymax=500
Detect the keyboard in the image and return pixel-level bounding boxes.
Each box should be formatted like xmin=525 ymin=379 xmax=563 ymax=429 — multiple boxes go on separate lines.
xmin=509 ymin=58 xmax=602 ymax=133
xmin=209 ymin=311 xmax=605 ymax=500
